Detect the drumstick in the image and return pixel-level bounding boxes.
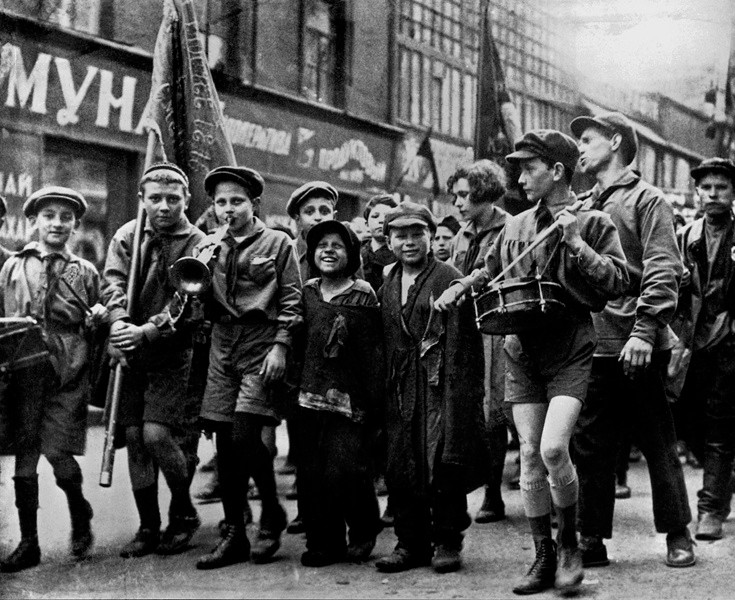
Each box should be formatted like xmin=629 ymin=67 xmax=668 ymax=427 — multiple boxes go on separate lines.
xmin=59 ymin=277 xmax=93 ymax=316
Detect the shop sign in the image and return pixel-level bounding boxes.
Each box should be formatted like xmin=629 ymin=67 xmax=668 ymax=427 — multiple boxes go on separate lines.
xmin=0 ymin=128 xmax=41 ymax=248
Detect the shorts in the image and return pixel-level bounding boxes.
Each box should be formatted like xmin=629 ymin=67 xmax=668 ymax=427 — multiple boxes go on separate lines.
xmin=504 ymin=318 xmax=596 ymax=404
xmin=200 ymin=321 xmax=283 ymax=424
xmin=118 ymin=347 xmax=196 ymax=432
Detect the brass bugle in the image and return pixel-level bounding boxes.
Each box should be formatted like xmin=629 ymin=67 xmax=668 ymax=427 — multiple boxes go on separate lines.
xmin=169 ymin=219 xmax=230 ymax=296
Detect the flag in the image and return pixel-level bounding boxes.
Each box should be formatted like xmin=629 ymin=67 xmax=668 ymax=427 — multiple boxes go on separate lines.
xmin=474 ymin=0 xmax=521 ymax=162
xmin=416 ymin=128 xmax=441 ymax=197
xmin=140 ymin=0 xmax=236 ymax=219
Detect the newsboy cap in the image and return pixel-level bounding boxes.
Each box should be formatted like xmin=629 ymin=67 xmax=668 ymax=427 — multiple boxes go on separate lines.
xmin=506 ymin=130 xmax=580 ymax=173
xmin=23 ymin=186 xmax=88 ymax=218
xmin=306 ymin=220 xmax=362 ymax=277
xmin=204 ymin=166 xmax=264 ymax=198
xmin=570 ymin=112 xmax=638 ymax=165
xmin=383 ymin=200 xmax=437 ymax=235
xmin=690 ymin=157 xmax=735 ymax=185
xmin=287 ymin=181 xmax=338 ymax=218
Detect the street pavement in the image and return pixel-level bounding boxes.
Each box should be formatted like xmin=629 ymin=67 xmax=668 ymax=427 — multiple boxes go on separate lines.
xmin=2 ymin=413 xmax=735 ymax=599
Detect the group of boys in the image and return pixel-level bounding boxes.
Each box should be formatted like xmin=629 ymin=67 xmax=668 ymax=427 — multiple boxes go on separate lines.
xmin=2 ymin=110 xmax=733 ymax=597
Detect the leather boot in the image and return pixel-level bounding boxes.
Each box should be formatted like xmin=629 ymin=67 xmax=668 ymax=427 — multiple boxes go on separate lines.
xmin=555 ymin=545 xmax=584 ymax=595
xmin=0 ymin=477 xmax=41 ymax=573
xmin=251 ymin=503 xmax=286 ymax=564
xmin=57 ymin=477 xmax=94 ymax=559
xmin=196 ymin=524 xmax=250 ymax=570
xmin=512 ymin=538 xmax=557 ymax=595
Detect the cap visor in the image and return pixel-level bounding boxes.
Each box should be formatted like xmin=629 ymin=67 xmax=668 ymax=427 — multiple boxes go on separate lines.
xmin=506 ymin=149 xmax=540 ymax=162
xmin=570 ymin=116 xmax=606 ymax=138
xmin=387 ymin=217 xmax=430 ymax=229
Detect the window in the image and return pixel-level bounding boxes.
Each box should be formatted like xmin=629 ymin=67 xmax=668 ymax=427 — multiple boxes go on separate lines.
xmin=7 ymin=0 xmax=102 ymax=34
xmin=199 ymin=0 xmax=257 ymax=83
xmin=396 ymin=0 xmax=481 ymax=141
xmin=301 ymin=0 xmax=348 ymax=106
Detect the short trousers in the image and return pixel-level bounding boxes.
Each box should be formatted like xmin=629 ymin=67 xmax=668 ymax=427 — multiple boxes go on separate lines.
xmin=504 ymin=318 xmax=595 ymax=404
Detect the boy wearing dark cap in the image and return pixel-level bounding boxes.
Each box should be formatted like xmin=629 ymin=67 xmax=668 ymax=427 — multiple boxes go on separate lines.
xmin=103 ymin=163 xmax=205 ymax=558
xmin=670 ymin=158 xmax=735 ymax=541
xmin=570 ymin=112 xmax=696 ymax=569
xmin=195 ymin=165 xmax=302 ymax=569
xmin=297 ymin=220 xmax=382 ymax=567
xmin=360 ymin=193 xmax=397 ymax=293
xmin=375 ymin=201 xmax=486 ymax=575
xmin=0 ymin=187 xmax=107 ymax=572
xmin=433 ymin=216 xmax=460 ymax=262
xmin=436 ymin=130 xmax=628 ymax=595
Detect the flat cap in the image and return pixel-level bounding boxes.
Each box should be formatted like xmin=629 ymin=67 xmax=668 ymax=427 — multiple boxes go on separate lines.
xmin=570 ymin=112 xmax=638 ymax=165
xmin=383 ymin=200 xmax=437 ymax=235
xmin=23 ymin=186 xmax=87 ymax=218
xmin=691 ymin=157 xmax=735 ymax=185
xmin=287 ymin=181 xmax=338 ymax=218
xmin=204 ymin=166 xmax=264 ymax=198
xmin=306 ymin=220 xmax=361 ymax=277
xmin=438 ymin=215 xmax=461 ymax=235
xmin=506 ymin=129 xmax=580 ymax=173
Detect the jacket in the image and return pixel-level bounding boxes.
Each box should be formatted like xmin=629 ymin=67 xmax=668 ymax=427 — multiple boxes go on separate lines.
xmin=451 ymin=205 xmax=508 ymax=276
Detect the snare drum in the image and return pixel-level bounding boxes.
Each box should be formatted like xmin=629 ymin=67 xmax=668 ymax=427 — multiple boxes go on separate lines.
xmin=0 ymin=318 xmax=50 ymax=374
xmin=474 ymin=277 xmax=567 ymax=335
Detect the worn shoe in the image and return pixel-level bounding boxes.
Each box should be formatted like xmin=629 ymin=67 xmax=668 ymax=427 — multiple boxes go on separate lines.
xmin=70 ymin=500 xmax=94 ymax=559
xmin=432 ymin=545 xmax=462 ymax=573
xmin=346 ymin=539 xmax=375 ymax=563
xmin=375 ymin=546 xmax=432 ymax=573
xmin=195 ymin=481 xmax=222 ymax=505
xmin=512 ymin=538 xmax=557 ymax=595
xmin=301 ymin=548 xmax=346 ymax=567
xmin=615 ymin=484 xmax=631 ymax=499
xmin=695 ymin=513 xmax=723 ymax=541
xmin=251 ymin=504 xmax=287 ymax=564
xmin=120 ymin=528 xmax=160 ymax=558
xmin=666 ymin=528 xmax=696 ymax=567
xmin=555 ymin=546 xmax=584 ymax=596
xmin=579 ymin=535 xmax=609 ymax=568
xmin=156 ymin=514 xmax=201 ymax=555
xmin=0 ymin=537 xmax=41 ymax=573
xmin=196 ymin=524 xmax=250 ymax=570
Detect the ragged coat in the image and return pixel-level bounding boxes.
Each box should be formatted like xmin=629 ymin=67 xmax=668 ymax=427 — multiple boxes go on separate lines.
xmin=381 ymin=258 xmax=486 ymax=495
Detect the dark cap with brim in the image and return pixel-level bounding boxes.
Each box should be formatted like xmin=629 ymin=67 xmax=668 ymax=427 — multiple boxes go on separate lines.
xmin=691 ymin=157 xmax=735 ymax=185
xmin=383 ymin=200 xmax=437 ymax=235
xmin=23 ymin=186 xmax=88 ymax=218
xmin=570 ymin=112 xmax=638 ymax=165
xmin=506 ymin=129 xmax=580 ymax=173
xmin=306 ymin=220 xmax=361 ymax=276
xmin=204 ymin=166 xmax=264 ymax=198
xmin=287 ymin=181 xmax=339 ymax=218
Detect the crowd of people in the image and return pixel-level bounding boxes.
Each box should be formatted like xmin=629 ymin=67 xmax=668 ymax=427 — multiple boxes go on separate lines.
xmin=1 ymin=110 xmax=734 ymax=596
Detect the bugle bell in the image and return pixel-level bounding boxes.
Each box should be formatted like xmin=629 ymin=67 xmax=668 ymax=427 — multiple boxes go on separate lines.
xmin=169 ymin=220 xmax=230 ymax=296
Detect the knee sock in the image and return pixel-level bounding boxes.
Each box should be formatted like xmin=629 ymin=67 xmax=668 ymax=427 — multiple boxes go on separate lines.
xmin=13 ymin=476 xmax=39 ymax=540
xmin=133 ymin=483 xmax=161 ymax=531
xmin=520 ymin=477 xmax=552 ymax=519
xmin=549 ymin=463 xmax=579 ymax=549
xmin=528 ymin=514 xmax=552 ymax=545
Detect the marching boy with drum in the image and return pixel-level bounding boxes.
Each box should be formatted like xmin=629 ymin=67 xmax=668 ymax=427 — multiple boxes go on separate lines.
xmin=435 ymin=130 xmax=628 ymax=595
xmin=0 ymin=187 xmax=107 ymax=572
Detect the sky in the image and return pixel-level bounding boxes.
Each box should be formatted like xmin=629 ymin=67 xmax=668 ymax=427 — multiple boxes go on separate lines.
xmin=558 ymin=0 xmax=734 ymax=110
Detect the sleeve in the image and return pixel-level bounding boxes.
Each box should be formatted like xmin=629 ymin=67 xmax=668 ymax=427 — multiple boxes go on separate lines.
xmin=272 ymin=234 xmax=304 ymax=348
xmin=101 ymin=228 xmax=132 ymax=324
xmin=452 ymin=228 xmax=504 ymax=291
xmin=83 ymin=261 xmax=101 ymax=307
xmin=631 ymin=192 xmax=683 ymax=345
xmin=571 ymin=212 xmax=629 ymax=301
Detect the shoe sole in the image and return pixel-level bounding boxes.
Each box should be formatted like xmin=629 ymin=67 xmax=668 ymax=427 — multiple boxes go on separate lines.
xmin=196 ymin=556 xmax=249 ymax=570
xmin=582 ymin=558 xmax=610 ymax=568
xmin=665 ymin=557 xmax=696 ymax=568
xmin=512 ymin=583 xmax=554 ymax=595
xmin=694 ymin=532 xmax=722 ymax=541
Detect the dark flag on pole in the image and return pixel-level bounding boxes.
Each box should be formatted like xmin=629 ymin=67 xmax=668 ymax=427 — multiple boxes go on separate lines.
xmin=416 ymin=128 xmax=441 ymax=197
xmin=474 ymin=0 xmax=521 ymax=162
xmin=141 ymin=0 xmax=236 ymax=219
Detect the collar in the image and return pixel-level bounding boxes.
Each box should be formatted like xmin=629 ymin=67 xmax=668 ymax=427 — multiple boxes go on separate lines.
xmin=591 ymin=169 xmax=640 ymax=200
xmin=224 ymin=217 xmax=266 ymax=246
xmin=535 ymin=190 xmax=578 ymax=218
xmin=462 ymin=205 xmax=506 ymax=239
xmin=17 ymin=241 xmax=73 ymax=261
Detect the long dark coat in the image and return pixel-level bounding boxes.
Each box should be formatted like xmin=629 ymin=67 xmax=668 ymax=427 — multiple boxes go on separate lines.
xmin=381 ymin=258 xmax=486 ymax=495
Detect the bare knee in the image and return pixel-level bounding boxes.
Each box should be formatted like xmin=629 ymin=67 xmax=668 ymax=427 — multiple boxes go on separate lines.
xmin=540 ymin=443 xmax=568 ymax=469
xmin=143 ymin=422 xmax=175 ymax=454
xmin=519 ymin=441 xmax=544 ymax=478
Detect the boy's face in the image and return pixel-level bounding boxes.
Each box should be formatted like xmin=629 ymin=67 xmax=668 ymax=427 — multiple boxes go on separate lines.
xmin=433 ymin=225 xmax=456 ymax=262
xmin=213 ymin=180 xmax=255 ymax=232
xmin=30 ymin=200 xmax=78 ymax=251
xmin=295 ymin=196 xmax=335 ymax=234
xmin=314 ymin=232 xmax=349 ymax=277
xmin=141 ymin=180 xmax=189 ymax=231
xmin=517 ymin=157 xmax=556 ymax=203
xmin=697 ymin=173 xmax=735 ymax=217
xmin=576 ymin=126 xmax=614 ymax=175
xmin=388 ymin=224 xmax=431 ymax=268
xmin=367 ymin=203 xmax=392 ymax=243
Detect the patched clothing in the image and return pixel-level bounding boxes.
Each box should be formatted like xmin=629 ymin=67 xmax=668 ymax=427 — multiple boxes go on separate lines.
xmin=0 ymin=243 xmax=100 ymax=455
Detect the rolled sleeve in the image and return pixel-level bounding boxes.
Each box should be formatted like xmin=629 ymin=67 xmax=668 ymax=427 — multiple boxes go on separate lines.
xmin=273 ymin=236 xmax=303 ymax=349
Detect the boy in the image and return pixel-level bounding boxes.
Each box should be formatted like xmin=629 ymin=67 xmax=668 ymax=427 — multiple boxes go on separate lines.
xmin=360 ymin=193 xmax=397 ymax=293
xmin=195 ymin=166 xmax=302 ymax=569
xmin=436 ymin=130 xmax=628 ymax=595
xmin=375 ymin=201 xmax=486 ymax=575
xmin=103 ymin=163 xmax=205 ymax=558
xmin=433 ymin=216 xmax=460 ymax=263
xmin=298 ymin=220 xmax=382 ymax=567
xmin=0 ymin=186 xmax=106 ymax=572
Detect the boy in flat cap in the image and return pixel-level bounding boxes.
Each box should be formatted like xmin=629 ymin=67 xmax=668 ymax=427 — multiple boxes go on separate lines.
xmin=447 ymin=159 xmax=510 ymax=525
xmin=195 ymin=165 xmax=302 ymax=569
xmin=669 ymin=158 xmax=735 ymax=541
xmin=102 ymin=163 xmax=205 ymax=558
xmin=570 ymin=112 xmax=696 ymax=569
xmin=0 ymin=187 xmax=107 ymax=572
xmin=375 ymin=200 xmax=486 ymax=575
xmin=297 ymin=220 xmax=382 ymax=567
xmin=436 ymin=130 xmax=628 ymax=595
